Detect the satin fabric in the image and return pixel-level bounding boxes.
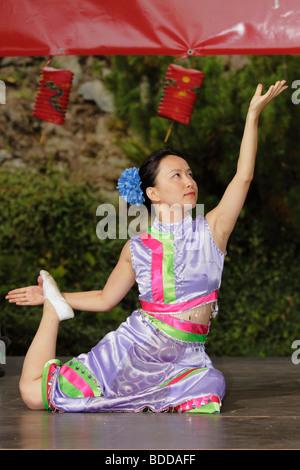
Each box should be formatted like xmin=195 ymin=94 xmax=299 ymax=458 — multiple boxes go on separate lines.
xmin=130 ymin=214 xmax=225 ymax=309
xmin=48 ymin=311 xmax=226 ymax=412
xmin=44 ymin=214 xmax=226 ymax=413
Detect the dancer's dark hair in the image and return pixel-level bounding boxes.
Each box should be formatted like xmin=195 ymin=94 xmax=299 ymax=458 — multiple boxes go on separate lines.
xmin=139 ymin=147 xmax=187 ymax=212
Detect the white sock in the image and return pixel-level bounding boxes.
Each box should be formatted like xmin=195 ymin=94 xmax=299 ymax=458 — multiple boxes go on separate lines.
xmin=40 ymin=270 xmax=74 ymax=321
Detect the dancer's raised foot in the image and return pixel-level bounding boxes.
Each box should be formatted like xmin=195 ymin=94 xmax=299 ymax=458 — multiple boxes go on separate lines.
xmin=40 ymin=270 xmax=74 ymax=321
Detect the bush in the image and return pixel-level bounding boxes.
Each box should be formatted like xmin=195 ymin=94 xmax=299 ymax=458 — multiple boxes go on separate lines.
xmin=0 ymin=167 xmax=138 ymax=355
xmin=103 ymin=54 xmax=300 ymax=357
xmin=2 ymin=54 xmax=300 ymax=357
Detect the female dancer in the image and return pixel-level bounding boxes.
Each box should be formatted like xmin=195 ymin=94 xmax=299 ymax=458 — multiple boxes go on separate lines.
xmin=6 ymin=81 xmax=287 ymax=413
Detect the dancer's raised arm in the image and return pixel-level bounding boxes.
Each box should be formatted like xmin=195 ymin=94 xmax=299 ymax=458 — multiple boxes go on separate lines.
xmin=206 ymin=80 xmax=288 ymax=253
xmin=6 ymin=240 xmax=136 ymax=312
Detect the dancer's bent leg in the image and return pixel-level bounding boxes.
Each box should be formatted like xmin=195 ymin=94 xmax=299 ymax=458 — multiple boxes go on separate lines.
xmin=19 ymin=271 xmax=74 ymax=410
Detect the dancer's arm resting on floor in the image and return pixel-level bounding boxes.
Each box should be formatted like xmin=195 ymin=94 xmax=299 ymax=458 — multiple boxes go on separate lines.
xmin=6 ymin=240 xmax=135 ymax=313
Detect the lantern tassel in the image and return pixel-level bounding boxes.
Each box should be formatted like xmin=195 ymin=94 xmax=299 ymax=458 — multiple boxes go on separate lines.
xmin=164 ymin=121 xmax=174 ymax=143
xmin=39 ymin=129 xmax=45 ymax=145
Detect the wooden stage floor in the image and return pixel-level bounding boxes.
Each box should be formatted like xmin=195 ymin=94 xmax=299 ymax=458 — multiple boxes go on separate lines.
xmin=1 ymin=356 xmax=300 ymax=451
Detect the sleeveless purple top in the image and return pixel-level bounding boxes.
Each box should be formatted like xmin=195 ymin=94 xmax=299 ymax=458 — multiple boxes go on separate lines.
xmin=129 ymin=213 xmax=225 ymax=314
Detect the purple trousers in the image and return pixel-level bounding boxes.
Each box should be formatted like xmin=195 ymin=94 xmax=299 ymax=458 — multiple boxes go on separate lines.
xmin=43 ymin=310 xmax=226 ymax=413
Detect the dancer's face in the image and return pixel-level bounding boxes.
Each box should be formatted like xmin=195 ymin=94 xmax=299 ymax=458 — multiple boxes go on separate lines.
xmin=146 ymin=155 xmax=198 ymax=219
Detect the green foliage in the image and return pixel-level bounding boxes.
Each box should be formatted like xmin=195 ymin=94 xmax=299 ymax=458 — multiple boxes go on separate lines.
xmin=1 ymin=54 xmax=300 ymax=357
xmin=103 ymin=54 xmax=300 ymax=356
xmin=0 ymin=167 xmax=138 ymax=355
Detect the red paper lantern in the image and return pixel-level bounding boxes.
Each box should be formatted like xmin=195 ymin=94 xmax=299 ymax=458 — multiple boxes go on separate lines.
xmin=33 ymin=62 xmax=74 ymax=125
xmin=158 ymin=64 xmax=204 ymax=126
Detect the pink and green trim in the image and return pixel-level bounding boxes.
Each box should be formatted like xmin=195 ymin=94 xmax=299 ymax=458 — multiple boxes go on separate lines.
xmin=140 ymin=227 xmax=218 ymax=312
xmin=58 ymin=359 xmax=103 ymax=399
xmin=140 ymin=290 xmax=218 ymax=314
xmin=173 ymin=395 xmax=220 ymax=413
xmin=42 ymin=358 xmax=103 ymax=410
xmin=42 ymin=359 xmax=62 ymax=410
xmin=148 ymin=312 xmax=209 ymax=335
xmin=143 ymin=311 xmax=208 ymax=343
xmin=159 ymin=367 xmax=207 ymax=388
xmin=140 ymin=227 xmax=176 ymax=303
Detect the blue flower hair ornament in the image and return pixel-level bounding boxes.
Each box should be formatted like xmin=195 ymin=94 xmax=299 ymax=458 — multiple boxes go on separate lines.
xmin=116 ymin=167 xmax=145 ymax=205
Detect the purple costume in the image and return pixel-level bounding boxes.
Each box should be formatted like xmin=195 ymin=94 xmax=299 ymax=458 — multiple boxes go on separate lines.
xmin=42 ymin=213 xmax=226 ymax=413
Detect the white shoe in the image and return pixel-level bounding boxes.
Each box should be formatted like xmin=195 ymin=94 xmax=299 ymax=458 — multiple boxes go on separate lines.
xmin=40 ymin=270 xmax=74 ymax=321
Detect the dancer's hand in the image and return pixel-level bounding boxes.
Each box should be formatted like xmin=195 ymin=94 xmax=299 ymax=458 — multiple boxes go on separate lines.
xmin=248 ymin=80 xmax=288 ymax=117
xmin=6 ymin=275 xmax=44 ymax=306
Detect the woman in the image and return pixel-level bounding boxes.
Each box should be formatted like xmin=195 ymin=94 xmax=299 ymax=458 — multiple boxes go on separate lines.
xmin=6 ymin=80 xmax=287 ymax=413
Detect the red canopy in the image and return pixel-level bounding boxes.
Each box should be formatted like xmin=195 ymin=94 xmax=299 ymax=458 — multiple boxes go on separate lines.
xmin=1 ymin=0 xmax=300 ymax=57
